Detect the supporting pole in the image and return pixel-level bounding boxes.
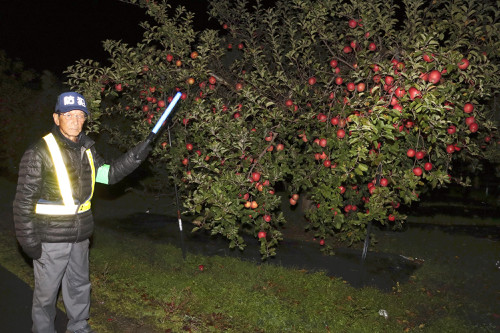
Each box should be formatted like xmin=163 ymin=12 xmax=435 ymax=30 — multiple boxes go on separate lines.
xmin=360 ymin=164 xmax=383 ymax=285
xmin=361 ymin=221 xmax=372 ymax=263
xmin=168 ymin=126 xmax=187 ymax=260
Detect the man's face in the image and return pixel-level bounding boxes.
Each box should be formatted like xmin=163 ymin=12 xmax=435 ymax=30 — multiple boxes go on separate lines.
xmin=53 ymin=110 xmax=86 ymax=142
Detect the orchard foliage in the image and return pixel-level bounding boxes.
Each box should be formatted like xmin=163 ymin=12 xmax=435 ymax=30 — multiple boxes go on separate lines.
xmin=0 ymin=51 xmax=60 ymax=176
xmin=65 ymin=0 xmax=500 ymax=258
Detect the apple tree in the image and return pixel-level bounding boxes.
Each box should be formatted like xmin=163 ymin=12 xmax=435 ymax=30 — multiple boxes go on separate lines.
xmin=65 ymin=0 xmax=499 ymax=258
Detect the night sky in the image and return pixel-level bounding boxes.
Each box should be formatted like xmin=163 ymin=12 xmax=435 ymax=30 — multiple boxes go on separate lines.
xmin=0 ymin=0 xmax=216 ymax=76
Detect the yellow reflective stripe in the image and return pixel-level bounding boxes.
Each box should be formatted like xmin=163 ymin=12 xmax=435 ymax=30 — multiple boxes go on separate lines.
xmin=78 ymin=200 xmax=91 ymax=212
xmin=42 ymin=134 xmax=74 ymax=207
xmin=83 ymin=149 xmax=95 ymax=207
xmin=35 ymin=134 xmax=95 ymax=216
xmin=36 ymin=204 xmax=80 ymax=215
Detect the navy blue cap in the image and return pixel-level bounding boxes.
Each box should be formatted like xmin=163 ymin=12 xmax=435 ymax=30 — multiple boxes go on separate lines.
xmin=55 ymin=92 xmax=89 ymax=115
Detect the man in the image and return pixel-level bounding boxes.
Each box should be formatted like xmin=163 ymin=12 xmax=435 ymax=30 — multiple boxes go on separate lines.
xmin=13 ymin=92 xmax=152 ymax=333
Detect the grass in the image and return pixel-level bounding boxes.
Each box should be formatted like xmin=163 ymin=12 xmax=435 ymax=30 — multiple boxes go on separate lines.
xmin=1 ymin=218 xmax=498 ymax=332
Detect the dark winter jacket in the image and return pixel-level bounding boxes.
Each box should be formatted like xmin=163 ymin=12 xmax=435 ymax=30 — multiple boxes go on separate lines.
xmin=13 ymin=125 xmax=150 ymax=259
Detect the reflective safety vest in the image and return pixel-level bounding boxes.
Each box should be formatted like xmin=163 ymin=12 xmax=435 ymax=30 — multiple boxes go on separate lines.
xmin=35 ymin=133 xmax=95 ymax=215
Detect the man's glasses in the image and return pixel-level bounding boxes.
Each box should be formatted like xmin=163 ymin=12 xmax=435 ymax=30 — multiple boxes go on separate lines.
xmin=59 ymin=113 xmax=87 ymax=121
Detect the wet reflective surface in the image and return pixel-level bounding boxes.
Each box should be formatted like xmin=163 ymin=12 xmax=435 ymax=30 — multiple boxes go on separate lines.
xmin=97 ymin=212 xmax=422 ymax=292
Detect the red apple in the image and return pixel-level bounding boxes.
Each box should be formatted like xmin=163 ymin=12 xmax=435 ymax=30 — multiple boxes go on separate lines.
xmin=469 ymin=122 xmax=479 ymax=133
xmin=446 ymin=144 xmax=455 ymax=154
xmin=393 ymin=104 xmax=403 ymax=112
xmin=388 ymin=214 xmax=396 ymax=221
xmin=258 ymin=231 xmax=266 ymax=239
xmin=368 ymin=42 xmax=376 ymax=51
xmin=458 ymin=58 xmax=470 ymax=70
xmin=331 ymin=117 xmax=339 ymax=125
xmin=463 ymin=103 xmax=474 ymax=114
xmin=337 ymin=129 xmax=346 ymax=138
xmin=347 ymin=82 xmax=355 ymax=91
xmin=416 ymin=151 xmax=425 ymax=160
xmin=263 ymin=215 xmax=271 ymax=222
xmin=447 ymin=125 xmax=456 ymax=134
xmin=423 ymin=54 xmax=434 ymax=63
xmin=465 ymin=116 xmax=475 ymax=126
xmin=319 ymin=138 xmax=327 ymax=147
xmin=330 ymin=59 xmax=338 ymax=68
xmin=407 ymin=148 xmax=416 ymax=158
xmin=408 ymin=87 xmax=421 ymax=100
xmin=186 ymin=143 xmax=193 ymax=151
xmin=348 ymin=19 xmax=357 ymax=28
xmin=395 ymin=87 xmax=406 ymax=98
xmin=428 ymin=70 xmax=442 ymax=84
xmin=317 ymin=113 xmax=327 ymax=122
xmin=424 ymin=162 xmax=433 ymax=171
xmin=251 ymin=172 xmax=261 ymax=182
xmin=380 ymin=178 xmax=389 ymax=187
xmin=413 ymin=167 xmax=423 ymax=176
xmin=308 ymin=77 xmax=317 ymax=85
xmin=335 ymin=77 xmax=343 ymax=85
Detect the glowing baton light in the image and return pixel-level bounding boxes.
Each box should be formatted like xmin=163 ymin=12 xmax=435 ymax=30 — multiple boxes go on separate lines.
xmin=145 ymin=91 xmax=182 ymax=143
xmin=153 ymin=91 xmax=182 ymax=134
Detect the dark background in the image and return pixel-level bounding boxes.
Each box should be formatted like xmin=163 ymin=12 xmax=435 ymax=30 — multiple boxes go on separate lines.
xmin=0 ymin=0 xmax=216 ymax=76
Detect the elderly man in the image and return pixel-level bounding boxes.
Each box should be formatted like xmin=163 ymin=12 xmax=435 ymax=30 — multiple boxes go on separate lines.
xmin=13 ymin=92 xmax=152 ymax=333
